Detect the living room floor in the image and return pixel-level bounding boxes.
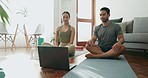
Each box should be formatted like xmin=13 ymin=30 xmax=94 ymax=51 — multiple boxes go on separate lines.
xmin=125 ymin=50 xmax=148 ymax=78
xmin=0 ymin=48 xmax=148 ymax=78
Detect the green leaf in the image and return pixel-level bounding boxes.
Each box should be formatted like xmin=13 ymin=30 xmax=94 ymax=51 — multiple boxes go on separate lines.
xmin=0 ymin=5 xmax=10 ymax=27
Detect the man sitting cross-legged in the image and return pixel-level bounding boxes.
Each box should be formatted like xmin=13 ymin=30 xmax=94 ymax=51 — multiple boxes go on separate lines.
xmin=85 ymin=7 xmax=125 ymax=59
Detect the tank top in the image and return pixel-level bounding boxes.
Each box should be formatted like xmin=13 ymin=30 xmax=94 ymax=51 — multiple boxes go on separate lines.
xmin=59 ymin=25 xmax=71 ymax=43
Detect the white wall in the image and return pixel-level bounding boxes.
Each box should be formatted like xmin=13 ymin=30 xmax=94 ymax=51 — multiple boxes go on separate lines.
xmin=3 ymin=0 xmax=147 ymax=48
xmin=0 ymin=0 xmax=54 ymax=48
xmin=54 ymin=0 xmax=60 ymax=31
xmin=57 ymin=0 xmax=148 ymax=45
xmin=95 ymin=0 xmax=148 ymax=24
xmin=61 ymin=0 xmax=76 ymax=28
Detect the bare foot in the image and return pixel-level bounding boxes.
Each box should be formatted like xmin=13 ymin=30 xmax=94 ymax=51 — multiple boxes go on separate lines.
xmin=85 ymin=53 xmax=120 ymax=59
xmin=85 ymin=53 xmax=99 ymax=58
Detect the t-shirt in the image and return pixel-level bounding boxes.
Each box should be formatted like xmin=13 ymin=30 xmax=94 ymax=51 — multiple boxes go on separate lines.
xmin=94 ymin=21 xmax=122 ymax=47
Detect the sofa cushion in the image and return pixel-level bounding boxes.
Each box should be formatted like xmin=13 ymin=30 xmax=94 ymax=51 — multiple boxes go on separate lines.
xmin=110 ymin=18 xmax=123 ymax=23
xmin=126 ymin=20 xmax=134 ymax=33
xmin=124 ymin=33 xmax=148 ymax=43
xmin=133 ymin=17 xmax=148 ymax=33
xmin=117 ymin=22 xmax=127 ymax=33
xmin=124 ymin=43 xmax=148 ymax=50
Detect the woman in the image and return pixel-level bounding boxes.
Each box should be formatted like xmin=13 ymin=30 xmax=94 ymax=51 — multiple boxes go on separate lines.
xmin=42 ymin=11 xmax=75 ymax=56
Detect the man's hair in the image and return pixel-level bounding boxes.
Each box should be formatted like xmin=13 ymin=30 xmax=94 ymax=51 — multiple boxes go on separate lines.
xmin=62 ymin=11 xmax=70 ymax=18
xmin=100 ymin=7 xmax=110 ymax=14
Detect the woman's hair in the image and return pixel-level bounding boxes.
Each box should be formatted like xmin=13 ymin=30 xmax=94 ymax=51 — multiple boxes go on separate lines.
xmin=62 ymin=11 xmax=70 ymax=18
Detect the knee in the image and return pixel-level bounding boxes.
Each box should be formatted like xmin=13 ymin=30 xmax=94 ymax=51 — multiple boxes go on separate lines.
xmin=68 ymin=44 xmax=75 ymax=50
xmin=120 ymin=45 xmax=126 ymax=54
xmin=41 ymin=42 xmax=49 ymax=45
xmin=85 ymin=43 xmax=89 ymax=50
xmin=121 ymin=45 xmax=126 ymax=51
xmin=41 ymin=42 xmax=53 ymax=46
xmin=68 ymin=44 xmax=75 ymax=56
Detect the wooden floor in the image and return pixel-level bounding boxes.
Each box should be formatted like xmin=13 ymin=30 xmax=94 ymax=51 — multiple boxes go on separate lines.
xmin=0 ymin=48 xmax=148 ymax=78
xmin=125 ymin=50 xmax=148 ymax=78
xmin=0 ymin=48 xmax=87 ymax=78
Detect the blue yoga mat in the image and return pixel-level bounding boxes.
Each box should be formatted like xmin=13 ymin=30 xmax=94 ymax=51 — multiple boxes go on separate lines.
xmin=62 ymin=55 xmax=137 ymax=78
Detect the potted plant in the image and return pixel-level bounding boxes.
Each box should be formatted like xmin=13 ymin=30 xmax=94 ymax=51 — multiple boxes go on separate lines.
xmin=0 ymin=0 xmax=10 ymax=27
xmin=50 ymin=32 xmax=61 ymax=45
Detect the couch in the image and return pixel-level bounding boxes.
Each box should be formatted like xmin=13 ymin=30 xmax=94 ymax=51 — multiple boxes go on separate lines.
xmin=118 ymin=17 xmax=148 ymax=54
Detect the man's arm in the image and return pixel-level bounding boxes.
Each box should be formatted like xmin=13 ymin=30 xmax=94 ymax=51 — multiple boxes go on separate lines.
xmin=117 ymin=34 xmax=124 ymax=44
xmin=87 ymin=35 xmax=97 ymax=45
xmin=112 ymin=34 xmax=124 ymax=51
xmin=91 ymin=35 xmax=97 ymax=43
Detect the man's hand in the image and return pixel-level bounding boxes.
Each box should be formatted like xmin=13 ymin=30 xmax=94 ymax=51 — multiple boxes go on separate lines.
xmin=87 ymin=39 xmax=94 ymax=46
xmin=87 ymin=36 xmax=97 ymax=46
xmin=112 ymin=42 xmax=122 ymax=51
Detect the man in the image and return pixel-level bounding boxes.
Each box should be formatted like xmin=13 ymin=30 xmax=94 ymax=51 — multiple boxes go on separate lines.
xmin=85 ymin=7 xmax=125 ymax=58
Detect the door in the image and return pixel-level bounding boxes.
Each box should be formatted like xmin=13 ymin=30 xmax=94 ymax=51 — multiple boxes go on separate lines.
xmin=76 ymin=0 xmax=95 ymax=46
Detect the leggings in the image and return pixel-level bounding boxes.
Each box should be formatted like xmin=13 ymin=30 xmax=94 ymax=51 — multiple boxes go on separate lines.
xmin=41 ymin=42 xmax=75 ymax=56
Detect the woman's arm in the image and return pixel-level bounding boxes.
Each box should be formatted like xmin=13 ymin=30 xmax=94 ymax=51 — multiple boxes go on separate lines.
xmin=69 ymin=26 xmax=75 ymax=44
xmin=55 ymin=27 xmax=60 ymax=46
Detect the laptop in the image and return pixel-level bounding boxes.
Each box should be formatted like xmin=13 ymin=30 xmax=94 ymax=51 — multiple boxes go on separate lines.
xmin=38 ymin=46 xmax=76 ymax=70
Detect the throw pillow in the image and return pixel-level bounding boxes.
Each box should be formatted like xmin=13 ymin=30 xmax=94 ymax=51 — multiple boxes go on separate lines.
xmin=117 ymin=22 xmax=127 ymax=33
xmin=126 ymin=20 xmax=134 ymax=33
xmin=133 ymin=17 xmax=148 ymax=33
xmin=110 ymin=18 xmax=123 ymax=23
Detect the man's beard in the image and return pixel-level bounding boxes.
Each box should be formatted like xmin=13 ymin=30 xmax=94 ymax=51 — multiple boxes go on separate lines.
xmin=101 ymin=18 xmax=109 ymax=22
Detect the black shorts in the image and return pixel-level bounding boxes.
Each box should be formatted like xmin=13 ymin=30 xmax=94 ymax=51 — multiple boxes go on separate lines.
xmin=100 ymin=46 xmax=112 ymax=52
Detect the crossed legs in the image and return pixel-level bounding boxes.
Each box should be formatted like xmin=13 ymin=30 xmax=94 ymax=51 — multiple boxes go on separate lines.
xmin=85 ymin=43 xmax=126 ymax=58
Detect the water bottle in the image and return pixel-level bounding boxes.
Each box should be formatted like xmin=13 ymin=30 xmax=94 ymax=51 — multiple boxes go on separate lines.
xmin=30 ymin=42 xmax=38 ymax=59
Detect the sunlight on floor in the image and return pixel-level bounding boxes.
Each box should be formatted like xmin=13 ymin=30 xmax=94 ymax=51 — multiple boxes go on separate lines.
xmin=0 ymin=48 xmax=41 ymax=78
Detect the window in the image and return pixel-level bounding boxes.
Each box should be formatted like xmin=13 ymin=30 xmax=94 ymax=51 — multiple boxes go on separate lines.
xmin=76 ymin=0 xmax=95 ymax=46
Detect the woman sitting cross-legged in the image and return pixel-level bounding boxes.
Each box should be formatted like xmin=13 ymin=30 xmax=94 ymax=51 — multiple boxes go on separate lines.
xmin=42 ymin=11 xmax=75 ymax=56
